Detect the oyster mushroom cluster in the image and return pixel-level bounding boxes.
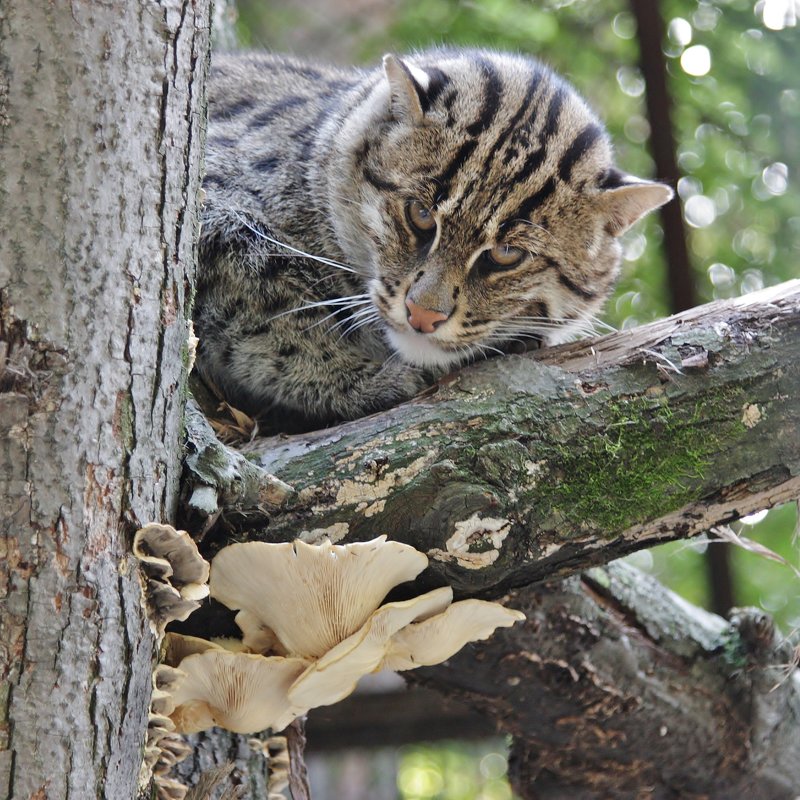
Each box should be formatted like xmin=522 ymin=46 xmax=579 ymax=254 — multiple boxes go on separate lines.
xmin=163 ymin=536 xmax=525 ymax=735
xmin=133 ymin=523 xmax=210 ymax=634
xmin=133 ymin=523 xmax=212 ymax=799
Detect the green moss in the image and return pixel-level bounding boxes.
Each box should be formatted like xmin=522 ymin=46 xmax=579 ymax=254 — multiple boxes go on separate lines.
xmin=534 ymin=388 xmax=746 ymax=534
xmin=118 ymin=393 xmax=134 ymax=451
xmin=719 ymin=629 xmax=749 ymax=671
xmin=475 ymin=440 xmax=531 ymax=489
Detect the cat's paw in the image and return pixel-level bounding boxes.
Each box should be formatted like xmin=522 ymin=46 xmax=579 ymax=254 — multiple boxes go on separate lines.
xmin=379 ymin=361 xmax=431 ymax=401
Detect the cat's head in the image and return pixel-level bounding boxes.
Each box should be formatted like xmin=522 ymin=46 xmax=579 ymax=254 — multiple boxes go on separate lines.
xmin=328 ymin=49 xmax=672 ymax=368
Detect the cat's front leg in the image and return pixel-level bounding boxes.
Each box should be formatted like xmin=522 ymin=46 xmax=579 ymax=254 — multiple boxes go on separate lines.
xmin=196 ymin=307 xmax=431 ymax=432
xmin=264 ymin=332 xmax=431 ymax=428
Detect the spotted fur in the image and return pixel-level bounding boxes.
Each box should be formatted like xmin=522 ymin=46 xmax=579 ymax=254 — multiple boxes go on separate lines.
xmin=195 ymin=49 xmax=671 ymax=432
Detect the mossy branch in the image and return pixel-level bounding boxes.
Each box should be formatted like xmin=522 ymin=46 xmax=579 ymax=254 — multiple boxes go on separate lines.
xmin=179 ymin=281 xmax=800 ymax=797
xmin=188 ymin=280 xmax=799 ymax=594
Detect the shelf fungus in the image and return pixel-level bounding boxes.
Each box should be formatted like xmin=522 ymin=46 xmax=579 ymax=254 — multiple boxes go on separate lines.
xmin=161 ymin=633 xmax=309 ymax=735
xmin=154 ymin=537 xmax=524 ymax=737
xmin=141 ymin=663 xmax=194 ymax=799
xmin=133 ymin=523 xmax=210 ymax=634
xmin=209 ymin=536 xmax=525 ymax=716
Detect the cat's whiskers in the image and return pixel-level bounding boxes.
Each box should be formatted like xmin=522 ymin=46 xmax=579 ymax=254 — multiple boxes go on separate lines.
xmin=453 ymin=344 xmax=475 ymax=365
xmin=486 ymin=330 xmax=544 ymax=341
xmin=233 ymin=211 xmax=371 ymax=278
xmin=308 ymin=272 xmax=350 ymax=289
xmin=495 ymin=324 xmax=597 ymax=340
xmin=511 ymin=313 xmax=613 ymax=332
xmin=337 ymin=313 xmax=383 ymax=341
xmin=583 ymin=313 xmax=618 ymax=333
xmin=303 ymin=306 xmax=374 ymax=333
xmin=269 ymin=294 xmax=372 ymax=325
xmin=491 ymin=325 xmax=595 ymax=344
xmin=380 ymin=350 xmax=403 ymax=369
xmin=505 ymin=315 xmax=601 ymax=335
xmin=472 ymin=341 xmax=505 ymax=359
xmin=490 ymin=317 xmax=599 ymax=341
xmin=329 ymin=306 xmax=381 ymax=338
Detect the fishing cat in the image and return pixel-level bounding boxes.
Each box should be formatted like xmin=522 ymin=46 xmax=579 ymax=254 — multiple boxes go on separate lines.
xmin=195 ymin=49 xmax=671 ymax=433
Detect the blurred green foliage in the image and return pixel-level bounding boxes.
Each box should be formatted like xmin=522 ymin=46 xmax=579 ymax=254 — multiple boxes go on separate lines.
xmin=630 ymin=503 xmax=800 ymax=632
xmin=397 ymin=740 xmax=513 ymax=800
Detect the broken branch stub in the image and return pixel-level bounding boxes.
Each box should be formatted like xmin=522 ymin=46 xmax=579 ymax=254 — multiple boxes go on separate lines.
xmin=183 ymin=399 xmax=293 ymax=525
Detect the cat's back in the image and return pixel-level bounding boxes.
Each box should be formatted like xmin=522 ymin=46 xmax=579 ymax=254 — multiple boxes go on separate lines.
xmin=208 ymin=52 xmax=360 ymax=122
xmin=203 ymin=52 xmax=369 ymax=238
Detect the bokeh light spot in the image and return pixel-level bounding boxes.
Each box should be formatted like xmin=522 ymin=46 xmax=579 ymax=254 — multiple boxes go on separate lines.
xmin=681 ymin=44 xmax=711 ymax=76
xmin=684 ymin=195 xmax=716 ymax=227
xmin=668 ymin=17 xmax=693 ymax=45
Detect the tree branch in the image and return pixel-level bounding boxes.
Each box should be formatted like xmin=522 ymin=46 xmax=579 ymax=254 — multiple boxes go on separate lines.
xmin=414 ymin=561 xmax=800 ymax=798
xmin=180 ymin=281 xmax=800 ymax=796
xmin=190 ymin=280 xmax=800 ymax=595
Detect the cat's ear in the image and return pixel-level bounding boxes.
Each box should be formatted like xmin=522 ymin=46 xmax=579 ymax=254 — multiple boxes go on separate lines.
xmin=599 ymin=177 xmax=673 ymax=236
xmin=382 ymin=54 xmax=429 ymax=124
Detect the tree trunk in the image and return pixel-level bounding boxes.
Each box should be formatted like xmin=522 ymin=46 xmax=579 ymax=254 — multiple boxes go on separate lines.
xmin=0 ymin=2 xmax=210 ymax=797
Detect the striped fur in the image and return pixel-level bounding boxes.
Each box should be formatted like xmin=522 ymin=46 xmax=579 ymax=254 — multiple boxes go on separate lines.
xmin=196 ymin=49 xmax=671 ymax=432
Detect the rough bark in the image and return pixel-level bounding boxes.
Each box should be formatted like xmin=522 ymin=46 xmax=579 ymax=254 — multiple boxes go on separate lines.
xmin=174 ymin=731 xmax=272 ymax=798
xmin=192 ymin=280 xmax=800 ymax=596
xmin=0 ymin=2 xmax=210 ymax=797
xmin=416 ymin=562 xmax=800 ymax=799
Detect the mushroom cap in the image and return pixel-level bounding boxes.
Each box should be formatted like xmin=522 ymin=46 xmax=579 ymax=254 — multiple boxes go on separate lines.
xmin=287 ymin=586 xmax=453 ymax=709
xmin=134 ymin=523 xmax=210 ymax=589
xmin=163 ymin=631 xmax=223 ymax=666
xmin=154 ymin=776 xmax=189 ymax=800
xmin=233 ymin=610 xmax=284 ymax=656
xmin=134 ymin=524 xmax=210 ymax=634
xmin=145 ymin=579 xmax=203 ymax=631
xmin=168 ymin=649 xmax=310 ymax=734
xmin=155 ymin=732 xmax=192 ymax=766
xmin=154 ymin=663 xmax=185 ymax=693
xmin=210 ymin=536 xmax=429 ymax=658
xmin=150 ymin=687 xmax=177 ymax=717
xmin=381 ymin=599 xmax=526 ymax=671
xmin=146 ymin=712 xmax=176 ymax=747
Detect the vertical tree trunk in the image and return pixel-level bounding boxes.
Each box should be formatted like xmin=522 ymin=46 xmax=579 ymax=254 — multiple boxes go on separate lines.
xmin=0 ymin=2 xmax=210 ymax=797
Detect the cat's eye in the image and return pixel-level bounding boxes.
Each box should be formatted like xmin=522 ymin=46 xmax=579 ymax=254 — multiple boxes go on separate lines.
xmin=406 ymin=199 xmax=437 ymax=235
xmin=487 ymin=244 xmax=526 ymax=269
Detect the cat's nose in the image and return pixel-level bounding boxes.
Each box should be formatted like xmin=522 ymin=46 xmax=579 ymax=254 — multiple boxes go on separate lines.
xmin=405 ymin=299 xmax=449 ymax=333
